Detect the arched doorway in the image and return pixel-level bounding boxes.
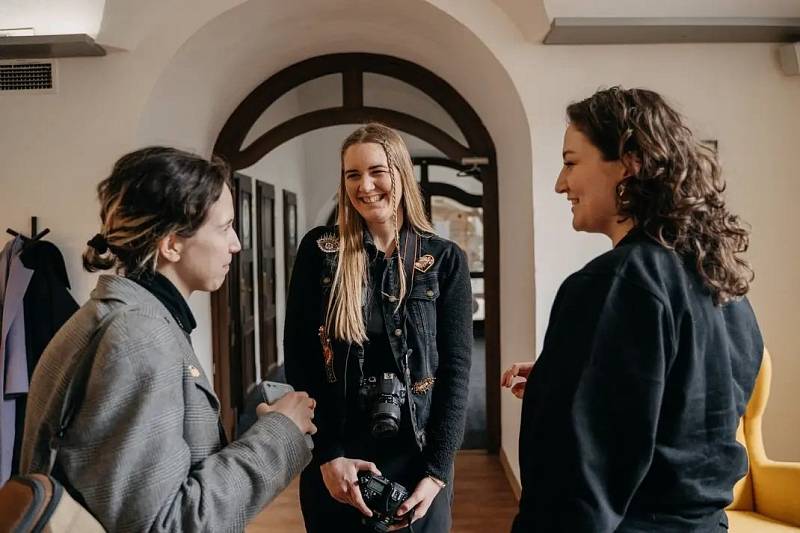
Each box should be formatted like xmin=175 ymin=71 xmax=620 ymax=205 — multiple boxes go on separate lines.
xmin=211 ymin=52 xmax=500 ymax=452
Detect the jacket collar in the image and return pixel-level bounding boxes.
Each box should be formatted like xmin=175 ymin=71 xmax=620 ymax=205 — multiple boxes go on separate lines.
xmin=91 ymin=274 xmax=169 ymax=313
xmin=614 ymin=226 xmax=650 ymax=249
xmin=127 ymin=272 xmax=197 ymax=333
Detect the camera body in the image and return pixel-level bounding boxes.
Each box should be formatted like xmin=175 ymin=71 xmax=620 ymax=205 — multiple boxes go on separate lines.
xmin=358 ymin=471 xmax=410 ymax=532
xmin=358 ymin=372 xmax=406 ymax=439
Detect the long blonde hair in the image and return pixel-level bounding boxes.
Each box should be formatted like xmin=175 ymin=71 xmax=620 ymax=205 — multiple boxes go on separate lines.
xmin=327 ymin=123 xmax=434 ymax=344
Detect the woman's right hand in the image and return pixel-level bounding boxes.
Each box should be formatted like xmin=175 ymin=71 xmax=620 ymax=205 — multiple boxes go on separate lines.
xmin=501 ymin=362 xmax=534 ymax=399
xmin=256 ymin=391 xmax=317 ymax=435
xmin=320 ymin=457 xmax=382 ymax=517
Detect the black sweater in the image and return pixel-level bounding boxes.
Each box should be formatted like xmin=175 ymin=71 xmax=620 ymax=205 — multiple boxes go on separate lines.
xmin=513 ymin=230 xmax=763 ymax=533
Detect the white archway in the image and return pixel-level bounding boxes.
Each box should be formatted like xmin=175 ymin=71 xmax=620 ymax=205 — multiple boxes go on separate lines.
xmin=133 ymin=0 xmax=535 ymax=474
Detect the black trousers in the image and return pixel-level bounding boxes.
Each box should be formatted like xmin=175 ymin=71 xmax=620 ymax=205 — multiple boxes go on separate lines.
xmin=299 ymin=435 xmax=453 ymax=533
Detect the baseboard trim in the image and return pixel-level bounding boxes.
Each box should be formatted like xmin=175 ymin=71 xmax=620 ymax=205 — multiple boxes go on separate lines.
xmin=499 ymin=447 xmax=521 ymax=502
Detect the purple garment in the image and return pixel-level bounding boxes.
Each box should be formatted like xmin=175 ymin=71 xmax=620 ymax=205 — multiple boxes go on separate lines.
xmin=0 ymin=237 xmax=34 ymax=484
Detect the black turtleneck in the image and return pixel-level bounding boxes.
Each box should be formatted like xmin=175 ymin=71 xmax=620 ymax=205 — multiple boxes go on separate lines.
xmin=128 ymin=272 xmax=197 ymax=334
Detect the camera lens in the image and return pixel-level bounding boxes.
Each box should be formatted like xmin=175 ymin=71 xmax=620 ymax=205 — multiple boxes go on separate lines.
xmin=360 ymin=373 xmax=405 ymax=439
xmin=371 ymin=417 xmax=399 ymax=439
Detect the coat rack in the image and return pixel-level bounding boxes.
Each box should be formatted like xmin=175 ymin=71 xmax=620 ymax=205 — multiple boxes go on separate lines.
xmin=6 ymin=216 xmax=50 ymax=243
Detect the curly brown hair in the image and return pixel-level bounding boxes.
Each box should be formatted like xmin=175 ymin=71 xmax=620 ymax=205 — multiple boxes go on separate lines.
xmin=567 ymin=87 xmax=753 ymax=305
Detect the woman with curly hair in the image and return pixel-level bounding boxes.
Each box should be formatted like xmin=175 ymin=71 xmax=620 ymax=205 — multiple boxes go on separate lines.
xmin=502 ymin=87 xmax=763 ymax=532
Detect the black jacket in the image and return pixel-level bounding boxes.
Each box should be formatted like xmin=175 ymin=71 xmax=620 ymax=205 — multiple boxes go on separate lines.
xmin=20 ymin=241 xmax=80 ymax=373
xmin=12 ymin=240 xmax=79 ymax=474
xmin=284 ymin=225 xmax=472 ymax=484
xmin=512 ymin=230 xmax=763 ymax=533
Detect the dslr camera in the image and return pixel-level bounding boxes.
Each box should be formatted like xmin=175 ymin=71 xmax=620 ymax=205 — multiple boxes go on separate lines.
xmin=358 ymin=372 xmax=406 ymax=439
xmin=358 ymin=471 xmax=410 ymax=532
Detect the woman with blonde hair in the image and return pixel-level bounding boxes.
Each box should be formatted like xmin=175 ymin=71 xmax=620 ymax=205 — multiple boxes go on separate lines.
xmin=502 ymin=87 xmax=763 ymax=532
xmin=285 ymin=123 xmax=473 ymax=532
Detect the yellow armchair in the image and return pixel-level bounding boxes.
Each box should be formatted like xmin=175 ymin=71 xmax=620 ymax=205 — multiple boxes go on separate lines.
xmin=727 ymin=349 xmax=800 ymax=532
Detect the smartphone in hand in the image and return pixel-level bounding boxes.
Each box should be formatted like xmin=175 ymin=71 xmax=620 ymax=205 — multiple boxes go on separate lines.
xmin=237 ymin=381 xmax=315 ymax=450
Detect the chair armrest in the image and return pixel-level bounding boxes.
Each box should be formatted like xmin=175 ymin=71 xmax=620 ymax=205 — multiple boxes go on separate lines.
xmin=752 ymin=460 xmax=800 ymax=526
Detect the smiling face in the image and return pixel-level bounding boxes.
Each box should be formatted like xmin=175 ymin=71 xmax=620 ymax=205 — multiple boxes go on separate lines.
xmin=555 ymin=124 xmax=631 ymax=239
xmin=342 ymin=142 xmax=402 ymax=227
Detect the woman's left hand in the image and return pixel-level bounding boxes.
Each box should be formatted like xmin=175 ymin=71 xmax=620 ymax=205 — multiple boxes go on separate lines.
xmin=387 ymin=476 xmax=443 ymax=530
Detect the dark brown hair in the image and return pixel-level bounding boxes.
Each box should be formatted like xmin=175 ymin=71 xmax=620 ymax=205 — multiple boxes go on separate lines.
xmin=567 ymin=87 xmax=753 ymax=304
xmin=83 ymin=146 xmax=231 ymax=276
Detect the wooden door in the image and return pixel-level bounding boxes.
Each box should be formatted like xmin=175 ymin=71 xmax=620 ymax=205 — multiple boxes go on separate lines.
xmin=235 ymin=174 xmax=257 ymax=405
xmin=257 ymin=181 xmax=278 ymax=379
xmin=213 ymin=174 xmax=257 ymax=438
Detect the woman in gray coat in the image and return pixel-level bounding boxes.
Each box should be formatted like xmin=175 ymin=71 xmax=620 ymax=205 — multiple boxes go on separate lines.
xmin=21 ymin=147 xmax=316 ymax=532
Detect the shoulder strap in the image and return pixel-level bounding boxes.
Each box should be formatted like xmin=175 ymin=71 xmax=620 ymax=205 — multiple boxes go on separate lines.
xmin=48 ymin=305 xmax=133 ymax=472
xmin=401 ymin=230 xmax=419 ymax=297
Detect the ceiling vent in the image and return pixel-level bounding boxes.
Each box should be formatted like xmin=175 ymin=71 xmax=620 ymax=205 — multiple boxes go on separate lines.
xmin=0 ymin=60 xmax=57 ymax=93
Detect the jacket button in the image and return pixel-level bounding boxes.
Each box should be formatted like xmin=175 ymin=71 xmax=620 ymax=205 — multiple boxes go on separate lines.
xmin=394 ymin=328 xmax=403 ymax=337
xmin=426 ymin=289 xmax=434 ymax=298
xmin=388 ymin=295 xmax=397 ymax=303
xmin=322 ymin=276 xmax=331 ymax=284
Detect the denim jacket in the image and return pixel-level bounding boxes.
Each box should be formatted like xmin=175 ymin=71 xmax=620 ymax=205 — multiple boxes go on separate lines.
xmin=284 ymin=225 xmax=472 ymax=483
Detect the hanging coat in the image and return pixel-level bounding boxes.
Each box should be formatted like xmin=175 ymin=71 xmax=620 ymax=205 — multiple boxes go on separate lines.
xmin=19 ymin=240 xmax=80 ymax=378
xmin=0 ymin=236 xmax=34 ymax=484
xmin=13 ymin=240 xmax=79 ymax=474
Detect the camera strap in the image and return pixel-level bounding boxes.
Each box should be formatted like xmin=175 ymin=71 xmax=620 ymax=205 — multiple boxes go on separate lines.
xmin=398 ymin=228 xmax=419 ymax=345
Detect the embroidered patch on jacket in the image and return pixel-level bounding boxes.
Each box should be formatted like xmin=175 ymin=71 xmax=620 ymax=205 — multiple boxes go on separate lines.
xmin=411 ymin=377 xmax=435 ymax=394
xmin=318 ymin=325 xmax=337 ymax=383
xmin=414 ymin=254 xmax=435 ymax=272
xmin=316 ymin=233 xmax=339 ymax=253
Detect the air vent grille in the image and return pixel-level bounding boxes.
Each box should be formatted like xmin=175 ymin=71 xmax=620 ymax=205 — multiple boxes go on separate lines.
xmin=0 ymin=61 xmax=54 ymax=91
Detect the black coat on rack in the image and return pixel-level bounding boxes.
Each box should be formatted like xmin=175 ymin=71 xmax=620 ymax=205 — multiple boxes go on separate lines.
xmin=4 ymin=218 xmax=78 ymax=476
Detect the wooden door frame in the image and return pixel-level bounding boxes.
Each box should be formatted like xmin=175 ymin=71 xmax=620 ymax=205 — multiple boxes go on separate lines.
xmin=256 ymin=180 xmax=278 ymax=380
xmin=212 ymin=52 xmax=501 ymax=452
xmin=213 ymin=173 xmax=256 ymax=439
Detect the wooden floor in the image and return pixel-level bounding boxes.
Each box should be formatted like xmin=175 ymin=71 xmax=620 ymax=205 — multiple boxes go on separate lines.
xmin=247 ymin=451 xmax=518 ymax=532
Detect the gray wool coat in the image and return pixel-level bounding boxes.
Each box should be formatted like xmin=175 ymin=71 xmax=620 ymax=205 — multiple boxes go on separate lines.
xmin=20 ymin=275 xmax=311 ymax=532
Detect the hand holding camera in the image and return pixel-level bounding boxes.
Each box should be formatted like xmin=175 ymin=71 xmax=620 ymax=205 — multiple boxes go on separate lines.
xmin=385 ymin=476 xmax=443 ymax=530
xmin=357 ymin=471 xmax=412 ymax=531
xmin=320 ymin=457 xmax=382 ymax=517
